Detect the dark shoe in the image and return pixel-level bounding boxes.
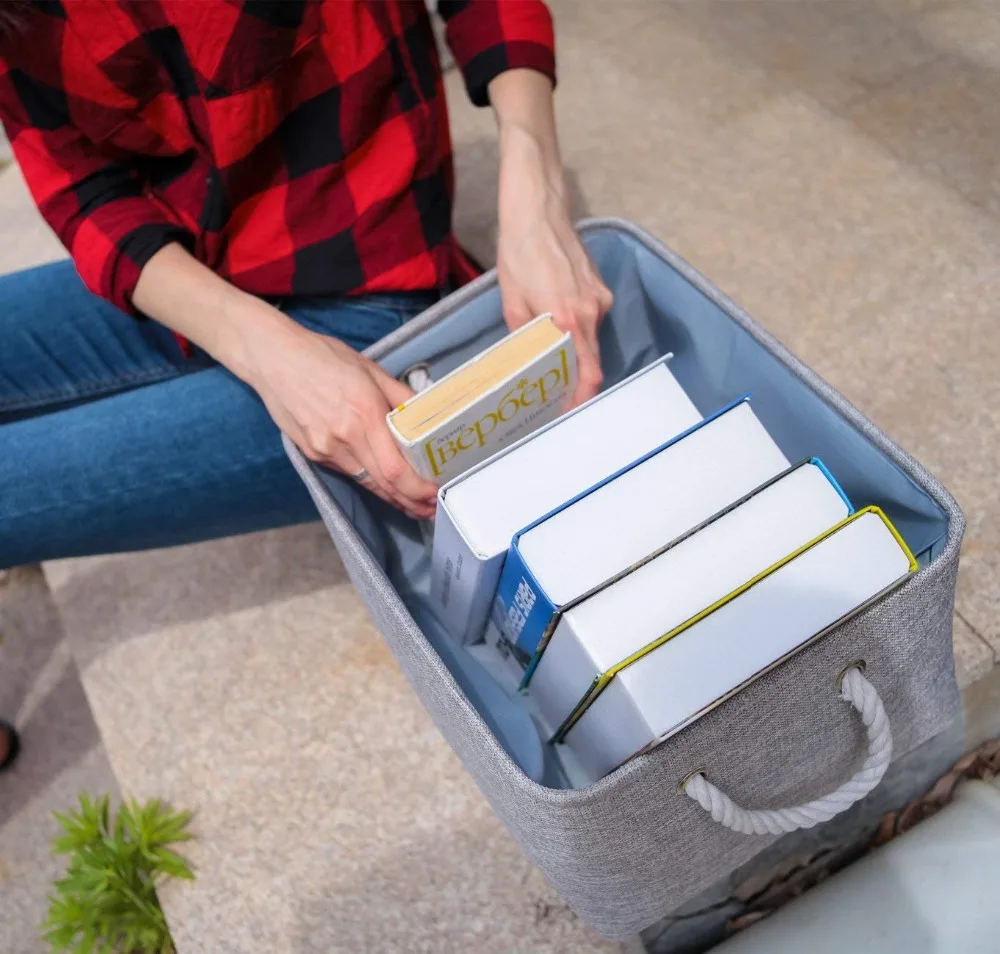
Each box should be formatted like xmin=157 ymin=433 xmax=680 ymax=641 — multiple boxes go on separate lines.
xmin=0 ymin=719 xmax=19 ymax=771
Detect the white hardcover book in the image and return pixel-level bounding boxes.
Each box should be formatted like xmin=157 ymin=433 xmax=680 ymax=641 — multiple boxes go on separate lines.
xmin=491 ymin=398 xmax=791 ymax=672
xmin=562 ymin=508 xmax=917 ymax=781
xmin=387 ymin=313 xmax=577 ymax=485
xmin=431 ymin=357 xmax=701 ymax=643
xmin=528 ymin=460 xmax=853 ymax=736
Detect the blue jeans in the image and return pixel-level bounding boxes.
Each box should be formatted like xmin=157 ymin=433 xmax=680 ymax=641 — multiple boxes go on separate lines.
xmin=0 ymin=260 xmax=436 ymax=569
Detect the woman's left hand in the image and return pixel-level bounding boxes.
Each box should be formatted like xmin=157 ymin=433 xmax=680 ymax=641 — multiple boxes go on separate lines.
xmin=495 ymin=116 xmax=613 ymax=409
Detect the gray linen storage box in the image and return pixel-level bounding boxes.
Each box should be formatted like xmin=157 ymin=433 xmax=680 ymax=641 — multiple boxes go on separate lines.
xmin=284 ymin=218 xmax=963 ymax=940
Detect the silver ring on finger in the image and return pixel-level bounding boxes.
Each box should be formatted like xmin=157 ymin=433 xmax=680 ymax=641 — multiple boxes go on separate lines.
xmin=349 ymin=468 xmax=370 ymax=483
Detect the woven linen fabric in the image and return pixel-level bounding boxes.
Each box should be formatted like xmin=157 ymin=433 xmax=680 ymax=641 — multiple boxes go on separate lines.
xmin=284 ymin=218 xmax=964 ymax=939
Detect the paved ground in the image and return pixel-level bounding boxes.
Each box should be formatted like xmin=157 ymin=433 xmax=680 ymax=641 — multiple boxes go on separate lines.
xmin=2 ymin=2 xmax=1000 ymax=952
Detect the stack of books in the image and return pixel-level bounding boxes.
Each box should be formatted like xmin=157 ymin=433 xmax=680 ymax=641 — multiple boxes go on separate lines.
xmin=395 ymin=322 xmax=916 ymax=781
xmin=428 ymin=358 xmax=701 ymax=641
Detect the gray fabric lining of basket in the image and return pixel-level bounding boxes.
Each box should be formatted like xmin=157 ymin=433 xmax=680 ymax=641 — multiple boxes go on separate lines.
xmin=291 ymin=221 xmax=950 ymax=787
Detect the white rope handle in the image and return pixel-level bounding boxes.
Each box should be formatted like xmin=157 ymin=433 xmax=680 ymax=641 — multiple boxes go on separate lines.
xmin=682 ymin=666 xmax=892 ymax=835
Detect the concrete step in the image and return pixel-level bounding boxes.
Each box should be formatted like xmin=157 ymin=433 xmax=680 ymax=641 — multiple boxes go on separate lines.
xmin=33 ymin=530 xmax=1000 ymax=954
xmin=2 ymin=528 xmax=994 ymax=954
xmin=43 ymin=525 xmax=624 ymax=954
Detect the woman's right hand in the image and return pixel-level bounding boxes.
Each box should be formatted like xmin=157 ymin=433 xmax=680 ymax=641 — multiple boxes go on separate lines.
xmin=237 ymin=311 xmax=438 ymax=520
xmin=132 ymin=243 xmax=438 ymax=519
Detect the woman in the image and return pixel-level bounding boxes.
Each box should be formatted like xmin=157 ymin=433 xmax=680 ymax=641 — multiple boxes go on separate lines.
xmin=0 ymin=0 xmax=611 ymax=567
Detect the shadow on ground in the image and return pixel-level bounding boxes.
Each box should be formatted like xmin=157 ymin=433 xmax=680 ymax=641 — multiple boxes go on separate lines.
xmin=0 ymin=569 xmax=103 ymax=826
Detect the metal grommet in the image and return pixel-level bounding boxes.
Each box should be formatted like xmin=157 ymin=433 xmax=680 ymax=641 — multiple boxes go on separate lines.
xmin=677 ymin=767 xmax=707 ymax=794
xmin=835 ymin=659 xmax=867 ymax=691
xmin=401 ymin=362 xmax=433 ymax=392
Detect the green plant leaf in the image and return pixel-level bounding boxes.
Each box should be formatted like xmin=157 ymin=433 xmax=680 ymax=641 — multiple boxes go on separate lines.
xmin=42 ymin=922 xmax=79 ymax=949
xmin=150 ymin=847 xmax=195 ymax=881
xmin=150 ymin=808 xmax=195 ymax=847
xmin=98 ymin=796 xmax=110 ymax=837
xmin=71 ymin=926 xmax=95 ymax=954
xmin=136 ymin=798 xmax=155 ymax=838
xmin=43 ymin=793 xmax=195 ymax=954
xmin=122 ymin=925 xmax=139 ymax=952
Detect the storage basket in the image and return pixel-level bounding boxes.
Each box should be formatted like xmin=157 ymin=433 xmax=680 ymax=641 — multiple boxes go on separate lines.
xmin=284 ymin=218 xmax=963 ymax=939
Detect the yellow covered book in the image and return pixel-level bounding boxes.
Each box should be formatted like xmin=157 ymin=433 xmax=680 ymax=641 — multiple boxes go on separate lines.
xmin=387 ymin=313 xmax=577 ymax=484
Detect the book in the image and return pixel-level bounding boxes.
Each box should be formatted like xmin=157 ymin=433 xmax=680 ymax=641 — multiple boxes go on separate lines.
xmin=526 ymin=459 xmax=853 ymax=736
xmin=387 ymin=313 xmax=577 ymax=485
xmin=399 ymin=364 xmax=438 ymax=550
xmin=490 ymin=397 xmax=791 ymax=672
xmin=431 ymin=357 xmax=702 ymax=643
xmin=560 ymin=507 xmax=917 ymax=780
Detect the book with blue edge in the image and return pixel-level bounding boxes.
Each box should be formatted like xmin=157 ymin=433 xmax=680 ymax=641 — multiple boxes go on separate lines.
xmin=430 ymin=356 xmax=702 ymax=644
xmin=488 ymin=396 xmax=791 ymax=675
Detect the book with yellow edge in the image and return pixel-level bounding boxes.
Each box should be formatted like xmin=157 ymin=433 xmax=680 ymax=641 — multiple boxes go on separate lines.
xmin=387 ymin=313 xmax=577 ymax=485
xmin=525 ymin=458 xmax=854 ymax=737
xmin=558 ymin=506 xmax=918 ymax=781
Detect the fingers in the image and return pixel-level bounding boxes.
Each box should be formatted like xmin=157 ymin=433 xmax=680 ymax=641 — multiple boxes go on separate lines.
xmin=337 ymin=369 xmax=437 ymax=516
xmin=297 ymin=404 xmax=436 ymax=520
xmin=367 ymin=362 xmax=415 ymax=411
xmin=571 ymin=331 xmax=603 ymax=407
xmin=497 ymin=211 xmax=613 ymax=407
xmin=502 ymin=294 xmax=535 ymax=332
xmin=549 ymin=292 xmax=604 ymax=406
xmin=594 ymin=279 xmax=614 ymax=317
xmin=364 ymin=423 xmax=438 ymax=519
xmin=364 ymin=364 xmax=439 ymax=516
xmin=304 ymin=440 xmax=401 ymax=512
xmin=578 ymin=278 xmax=612 ymax=405
xmin=319 ymin=440 xmax=435 ymax=521
xmin=508 ymin=285 xmax=609 ymax=407
xmin=340 ymin=412 xmax=436 ymax=519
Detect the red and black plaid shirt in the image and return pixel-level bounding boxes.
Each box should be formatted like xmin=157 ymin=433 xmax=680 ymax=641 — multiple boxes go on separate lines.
xmin=0 ymin=0 xmax=555 ymax=314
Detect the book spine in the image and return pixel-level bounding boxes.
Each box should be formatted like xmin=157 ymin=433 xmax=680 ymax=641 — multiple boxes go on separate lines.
xmin=430 ymin=507 xmax=504 ymax=643
xmin=490 ymin=544 xmax=559 ymax=670
xmin=482 ymin=618 xmax=536 ymax=687
xmin=397 ymin=438 xmax=436 ymax=481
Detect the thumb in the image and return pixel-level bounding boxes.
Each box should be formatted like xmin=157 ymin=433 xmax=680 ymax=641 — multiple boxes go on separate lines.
xmin=502 ymin=290 xmax=535 ymax=332
xmin=369 ymin=362 xmax=416 ymax=409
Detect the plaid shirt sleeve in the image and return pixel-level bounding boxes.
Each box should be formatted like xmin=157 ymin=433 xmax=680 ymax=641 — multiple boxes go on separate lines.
xmin=438 ymin=0 xmax=556 ymax=107
xmin=0 ymin=64 xmax=193 ymax=314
